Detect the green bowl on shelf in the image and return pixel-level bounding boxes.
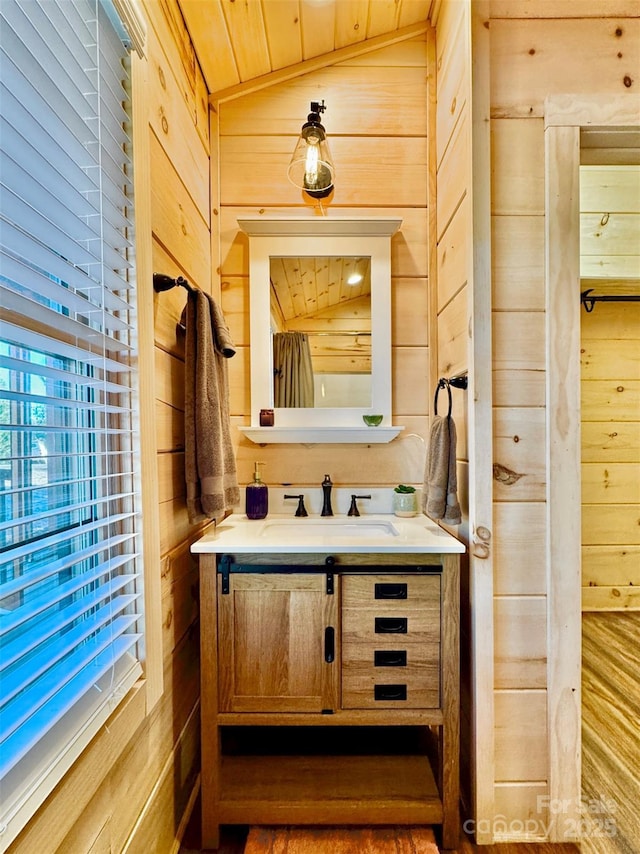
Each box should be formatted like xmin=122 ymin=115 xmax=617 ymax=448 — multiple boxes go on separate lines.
xmin=362 ymin=414 xmax=383 ymax=427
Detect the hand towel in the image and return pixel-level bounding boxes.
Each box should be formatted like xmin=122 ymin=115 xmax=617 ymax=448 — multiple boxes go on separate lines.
xmin=182 ymin=290 xmax=240 ymax=523
xmin=423 ymin=414 xmax=462 ymax=525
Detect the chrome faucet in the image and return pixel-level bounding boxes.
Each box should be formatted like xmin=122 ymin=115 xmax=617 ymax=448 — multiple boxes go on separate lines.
xmin=321 ymin=474 xmax=333 ymax=516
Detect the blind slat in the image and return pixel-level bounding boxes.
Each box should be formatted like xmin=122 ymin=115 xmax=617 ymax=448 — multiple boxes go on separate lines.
xmin=1 ymin=583 xmax=138 ymax=670
xmin=2 ymin=388 xmax=133 ymax=415
xmin=0 ymin=488 xmax=137 ymax=535
xmin=0 ymin=623 xmax=141 ymax=750
xmin=2 ymin=595 xmax=140 ymax=706
xmin=0 ymin=320 xmax=134 ymax=373
xmin=0 ymin=218 xmax=133 ymax=307
xmin=0 ymin=287 xmax=134 ymax=354
xmin=0 ymin=47 xmax=99 ymax=169
xmin=0 ymin=188 xmax=99 ymax=268
xmin=0 ymin=2 xmax=142 ymax=844
xmin=0 ymin=255 xmax=132 ymax=332
xmin=0 ymin=552 xmax=137 ymax=634
xmin=0 ymin=643 xmax=142 ymax=784
xmin=0 ymin=116 xmax=96 ymax=219
xmin=0 ymin=513 xmax=136 ymax=570
xmin=0 ymin=353 xmax=128 ymax=393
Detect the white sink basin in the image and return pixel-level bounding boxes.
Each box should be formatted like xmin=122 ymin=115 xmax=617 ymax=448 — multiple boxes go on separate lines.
xmin=259 ymin=518 xmax=400 ymax=539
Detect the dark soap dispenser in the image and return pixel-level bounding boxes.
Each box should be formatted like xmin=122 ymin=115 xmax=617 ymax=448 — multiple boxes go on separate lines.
xmin=246 ymin=461 xmax=268 ymax=520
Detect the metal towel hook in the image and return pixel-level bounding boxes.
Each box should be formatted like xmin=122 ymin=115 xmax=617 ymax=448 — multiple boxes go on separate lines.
xmin=153 ymin=273 xmax=198 ymax=294
xmin=434 ymin=378 xmax=453 ymax=418
xmin=434 ymin=372 xmax=467 ymax=417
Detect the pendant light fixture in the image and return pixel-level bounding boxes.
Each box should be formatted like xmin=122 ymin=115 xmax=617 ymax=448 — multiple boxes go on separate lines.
xmin=287 ymin=100 xmax=335 ymax=198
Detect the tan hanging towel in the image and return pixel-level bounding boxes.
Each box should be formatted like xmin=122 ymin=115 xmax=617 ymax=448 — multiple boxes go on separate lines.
xmin=182 ymin=290 xmax=240 ymax=523
xmin=423 ymin=414 xmax=461 ymax=526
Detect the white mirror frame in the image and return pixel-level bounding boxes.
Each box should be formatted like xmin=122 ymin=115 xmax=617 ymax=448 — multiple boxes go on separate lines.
xmin=237 ymin=217 xmax=403 ymax=443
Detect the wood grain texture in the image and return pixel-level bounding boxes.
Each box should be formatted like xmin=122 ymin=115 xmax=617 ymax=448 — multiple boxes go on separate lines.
xmin=545 ymin=123 xmax=582 ymax=842
xmin=582 ymin=612 xmax=640 ymax=854
xmin=243 ymin=825 xmax=440 ymax=854
xmin=490 ymin=19 xmax=640 ymax=118
xmin=494 ymin=596 xmax=547 ymax=689
xmin=492 ymin=216 xmax=545 ymax=311
xmin=179 ymin=0 xmax=434 ymax=97
xmin=437 ymin=197 xmax=470 ymax=312
xmin=218 ymin=573 xmax=339 ymax=713
xmin=197 ymin=553 xmax=459 ymax=850
xmin=581 ymin=288 xmax=640 ymax=612
xmin=491 ymin=118 xmax=545 ymax=216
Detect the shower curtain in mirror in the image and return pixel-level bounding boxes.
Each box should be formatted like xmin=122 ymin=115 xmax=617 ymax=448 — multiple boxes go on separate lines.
xmin=273 ymin=331 xmax=315 ymax=407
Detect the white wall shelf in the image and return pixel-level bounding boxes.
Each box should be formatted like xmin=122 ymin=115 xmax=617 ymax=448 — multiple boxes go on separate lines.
xmin=238 ymin=426 xmax=404 ymax=444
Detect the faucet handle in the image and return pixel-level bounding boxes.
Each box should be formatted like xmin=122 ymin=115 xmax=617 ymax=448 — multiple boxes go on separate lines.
xmin=284 ymin=494 xmax=308 ymax=517
xmin=347 ymin=494 xmax=372 ymax=517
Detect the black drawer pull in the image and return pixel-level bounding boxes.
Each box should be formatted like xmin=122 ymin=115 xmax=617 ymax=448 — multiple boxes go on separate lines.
xmin=374 ymin=617 xmax=408 ymax=634
xmin=374 ymin=650 xmax=407 ymax=667
xmin=374 ymin=684 xmax=407 ymax=701
xmin=375 ymin=582 xmax=407 ymax=600
xmin=324 ymin=626 xmax=335 ymax=663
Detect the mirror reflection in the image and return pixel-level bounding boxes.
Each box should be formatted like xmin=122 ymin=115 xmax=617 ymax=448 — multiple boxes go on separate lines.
xmin=270 ymin=255 xmax=372 ymax=408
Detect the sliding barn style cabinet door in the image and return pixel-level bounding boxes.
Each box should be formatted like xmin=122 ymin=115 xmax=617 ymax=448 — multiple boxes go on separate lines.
xmin=218 ymin=572 xmax=339 ymax=713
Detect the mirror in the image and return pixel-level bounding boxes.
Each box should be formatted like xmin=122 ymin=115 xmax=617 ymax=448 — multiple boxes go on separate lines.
xmin=270 ymin=254 xmax=372 ymax=408
xmin=238 ymin=217 xmax=402 ymax=443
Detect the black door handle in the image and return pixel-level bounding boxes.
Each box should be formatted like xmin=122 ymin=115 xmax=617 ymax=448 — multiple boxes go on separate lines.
xmin=374 ymin=617 xmax=408 ymax=634
xmin=375 ymin=583 xmax=408 ymax=599
xmin=374 ymin=684 xmax=407 ymax=701
xmin=374 ymin=650 xmax=407 ymax=667
xmin=324 ymin=626 xmax=335 ymax=663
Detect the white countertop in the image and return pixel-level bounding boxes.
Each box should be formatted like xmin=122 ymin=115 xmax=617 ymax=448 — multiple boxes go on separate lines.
xmin=191 ymin=512 xmax=465 ymax=554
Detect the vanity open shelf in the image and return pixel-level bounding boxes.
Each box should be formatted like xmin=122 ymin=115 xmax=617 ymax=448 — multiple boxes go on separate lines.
xmin=196 ymin=546 xmax=462 ymax=851
xmin=216 ymin=725 xmax=443 ymax=827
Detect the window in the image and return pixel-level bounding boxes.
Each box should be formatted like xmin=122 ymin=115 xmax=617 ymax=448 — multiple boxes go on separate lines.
xmin=0 ymin=1 xmax=144 ymax=846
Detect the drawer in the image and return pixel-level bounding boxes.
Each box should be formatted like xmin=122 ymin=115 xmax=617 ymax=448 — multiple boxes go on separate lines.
xmin=342 ymin=641 xmax=440 ymax=675
xmin=342 ymin=608 xmax=440 ymax=645
xmin=342 ymin=642 xmax=441 ymax=709
xmin=341 ymin=574 xmax=441 ymax=610
xmin=342 ymin=647 xmax=440 ymax=709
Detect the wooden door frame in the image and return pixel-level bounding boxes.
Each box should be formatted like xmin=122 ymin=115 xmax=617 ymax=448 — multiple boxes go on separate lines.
xmin=469 ymin=0 xmax=495 ymax=843
xmin=544 ymin=93 xmax=640 ymax=842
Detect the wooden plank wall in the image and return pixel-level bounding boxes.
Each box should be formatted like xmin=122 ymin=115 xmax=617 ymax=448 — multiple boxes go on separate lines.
xmin=7 ymin=2 xmax=208 ymax=852
xmin=136 ymin=0 xmax=213 ymax=845
xmin=488 ymin=0 xmax=640 ymax=842
xmin=216 ymin=33 xmax=434 ymax=492
xmin=432 ymin=0 xmax=474 ymax=826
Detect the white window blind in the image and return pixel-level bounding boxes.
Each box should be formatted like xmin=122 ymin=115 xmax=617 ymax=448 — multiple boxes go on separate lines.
xmin=0 ymin=1 xmax=143 ymax=848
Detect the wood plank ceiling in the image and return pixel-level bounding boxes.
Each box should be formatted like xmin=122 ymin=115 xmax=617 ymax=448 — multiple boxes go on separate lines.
xmin=178 ymin=0 xmax=436 ymax=100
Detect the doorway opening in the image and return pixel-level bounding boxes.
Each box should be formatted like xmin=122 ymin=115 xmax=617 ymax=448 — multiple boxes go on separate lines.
xmin=578 ymin=132 xmax=640 ymax=854
xmin=545 ymin=97 xmax=639 ymax=844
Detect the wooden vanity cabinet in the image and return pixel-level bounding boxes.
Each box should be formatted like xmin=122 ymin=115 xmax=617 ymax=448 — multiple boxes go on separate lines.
xmin=199 ymin=552 xmax=460 ymax=852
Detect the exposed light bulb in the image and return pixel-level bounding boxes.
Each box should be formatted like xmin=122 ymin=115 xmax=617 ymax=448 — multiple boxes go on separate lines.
xmin=305 ymin=143 xmax=319 ymax=186
xmin=347 ymin=273 xmax=363 ymax=285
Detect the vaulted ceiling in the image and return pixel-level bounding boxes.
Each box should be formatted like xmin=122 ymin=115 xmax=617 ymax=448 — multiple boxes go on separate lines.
xmin=178 ymin=0 xmax=436 ymax=100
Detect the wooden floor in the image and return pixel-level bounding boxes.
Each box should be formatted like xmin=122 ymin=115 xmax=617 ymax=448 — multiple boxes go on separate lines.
xmin=582 ymin=611 xmax=640 ymax=854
